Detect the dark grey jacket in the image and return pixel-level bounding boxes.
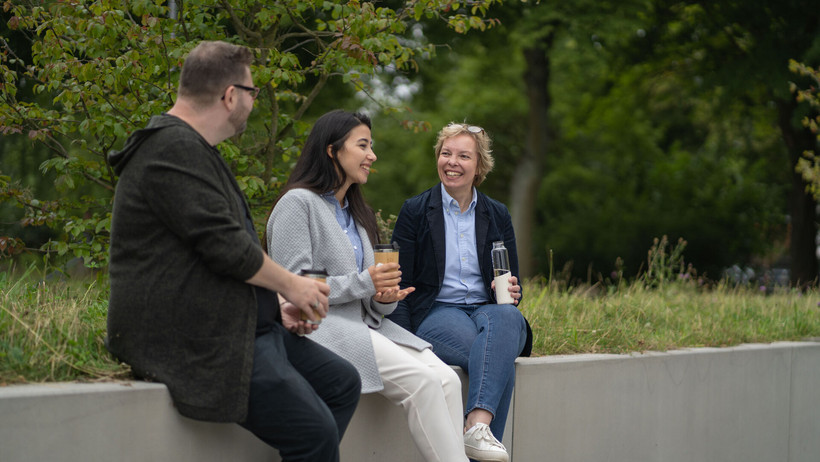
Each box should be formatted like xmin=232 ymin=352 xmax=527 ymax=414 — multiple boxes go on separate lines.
xmin=107 ymin=114 xmax=263 ymax=422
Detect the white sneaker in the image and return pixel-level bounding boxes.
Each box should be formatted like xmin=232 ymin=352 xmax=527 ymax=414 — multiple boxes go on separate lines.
xmin=463 ymin=423 xmax=509 ymax=462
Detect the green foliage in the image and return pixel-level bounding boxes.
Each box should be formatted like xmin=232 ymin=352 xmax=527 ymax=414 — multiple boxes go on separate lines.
xmin=790 ymin=60 xmax=820 ymax=200
xmin=374 ymin=209 xmax=397 ymax=245
xmin=628 ymin=0 xmax=819 ymax=284
xmin=0 ymin=267 xmax=129 ymax=383
xmin=641 ymin=235 xmax=694 ymax=287
xmin=374 ymin=0 xmax=793 ymax=281
xmin=521 ymin=279 xmax=820 ymax=356
xmin=537 ymin=0 xmax=801 ymax=279
xmin=4 ymin=0 xmax=816 ymax=283
xmin=0 ymin=0 xmax=501 ymax=269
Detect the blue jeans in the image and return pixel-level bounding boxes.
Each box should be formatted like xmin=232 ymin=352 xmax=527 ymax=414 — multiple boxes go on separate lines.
xmin=416 ymin=302 xmax=527 ymax=440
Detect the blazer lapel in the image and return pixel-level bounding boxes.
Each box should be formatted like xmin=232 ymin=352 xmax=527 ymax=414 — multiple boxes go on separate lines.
xmin=427 ymin=184 xmax=446 ymax=283
xmin=475 ymin=193 xmax=490 ymax=265
xmin=475 ymin=193 xmax=493 ymax=289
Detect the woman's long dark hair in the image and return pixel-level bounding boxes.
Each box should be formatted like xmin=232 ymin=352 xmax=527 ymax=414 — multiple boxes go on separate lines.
xmin=263 ymin=109 xmax=380 ymax=251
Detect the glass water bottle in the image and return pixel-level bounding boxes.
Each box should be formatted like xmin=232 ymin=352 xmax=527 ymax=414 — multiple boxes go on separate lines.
xmin=491 ymin=241 xmax=514 ymax=304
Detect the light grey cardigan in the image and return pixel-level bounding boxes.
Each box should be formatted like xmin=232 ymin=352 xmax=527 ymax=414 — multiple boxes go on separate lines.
xmin=267 ymin=188 xmax=431 ymax=393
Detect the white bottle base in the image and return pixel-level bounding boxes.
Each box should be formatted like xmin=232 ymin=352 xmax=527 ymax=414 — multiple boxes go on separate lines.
xmin=493 ymin=272 xmax=515 ymax=304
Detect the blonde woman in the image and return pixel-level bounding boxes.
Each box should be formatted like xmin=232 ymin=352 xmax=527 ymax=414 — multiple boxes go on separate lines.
xmin=388 ymin=122 xmax=534 ymax=462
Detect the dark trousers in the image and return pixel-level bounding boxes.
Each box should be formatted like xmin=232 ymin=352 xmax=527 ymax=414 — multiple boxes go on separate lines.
xmin=240 ymin=323 xmax=361 ymax=462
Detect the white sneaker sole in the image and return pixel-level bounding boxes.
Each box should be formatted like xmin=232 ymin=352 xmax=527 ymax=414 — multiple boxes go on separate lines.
xmin=465 ymin=447 xmax=509 ymax=462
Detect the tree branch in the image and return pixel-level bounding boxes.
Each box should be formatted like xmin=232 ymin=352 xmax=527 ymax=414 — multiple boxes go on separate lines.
xmin=220 ymin=0 xmax=263 ymax=42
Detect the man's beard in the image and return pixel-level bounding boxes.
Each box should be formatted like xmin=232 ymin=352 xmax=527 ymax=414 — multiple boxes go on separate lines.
xmin=229 ymin=102 xmax=250 ymax=135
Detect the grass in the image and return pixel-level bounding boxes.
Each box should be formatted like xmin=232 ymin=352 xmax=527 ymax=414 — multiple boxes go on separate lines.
xmin=0 ymin=268 xmax=129 ymax=385
xmin=520 ymin=280 xmax=820 ymax=355
xmin=2 ymin=263 xmax=819 ymax=385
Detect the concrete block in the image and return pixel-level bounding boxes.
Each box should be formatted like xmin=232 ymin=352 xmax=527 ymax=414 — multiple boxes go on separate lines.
xmin=0 ymin=381 xmax=275 ymax=462
xmin=2 ymin=342 xmax=817 ymax=462
xmin=339 ymin=367 xmax=516 ymax=461
xmin=0 ymin=369 xmax=483 ymax=462
xmin=510 ymin=342 xmax=818 ymax=462
xmin=788 ymin=342 xmax=820 ymax=462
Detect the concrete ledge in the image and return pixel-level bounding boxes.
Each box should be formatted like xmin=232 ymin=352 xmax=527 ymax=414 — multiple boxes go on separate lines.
xmin=0 ymin=381 xmax=274 ymax=462
xmin=512 ymin=342 xmax=820 ymax=462
xmin=1 ymin=342 xmax=818 ymax=462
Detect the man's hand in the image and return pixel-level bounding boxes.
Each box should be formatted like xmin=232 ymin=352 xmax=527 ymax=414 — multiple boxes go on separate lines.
xmin=280 ymin=299 xmax=321 ymax=336
xmin=280 ymin=272 xmax=330 ymax=324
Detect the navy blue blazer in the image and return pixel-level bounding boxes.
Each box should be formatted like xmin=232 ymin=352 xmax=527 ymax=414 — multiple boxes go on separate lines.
xmin=388 ymin=184 xmax=533 ymax=357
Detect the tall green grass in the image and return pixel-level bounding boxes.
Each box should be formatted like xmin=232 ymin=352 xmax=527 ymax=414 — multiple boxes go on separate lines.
xmin=522 ymin=237 xmax=819 ymax=355
xmin=2 ymin=262 xmax=819 ymax=384
xmin=0 ymin=268 xmax=129 ymax=384
xmin=521 ymin=281 xmax=820 ymax=356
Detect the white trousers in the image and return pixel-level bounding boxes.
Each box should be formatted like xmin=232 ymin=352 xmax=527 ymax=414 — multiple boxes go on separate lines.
xmin=369 ymin=329 xmax=469 ymax=462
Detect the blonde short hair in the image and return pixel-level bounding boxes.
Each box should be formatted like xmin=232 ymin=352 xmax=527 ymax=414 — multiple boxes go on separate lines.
xmin=434 ymin=122 xmax=494 ymax=186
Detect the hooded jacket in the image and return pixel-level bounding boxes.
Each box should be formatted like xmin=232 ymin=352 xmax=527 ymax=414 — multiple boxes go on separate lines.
xmin=107 ymin=114 xmax=263 ymax=422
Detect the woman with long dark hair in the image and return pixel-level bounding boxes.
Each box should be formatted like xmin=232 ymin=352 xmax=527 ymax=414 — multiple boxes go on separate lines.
xmin=265 ymin=109 xmax=470 ymax=462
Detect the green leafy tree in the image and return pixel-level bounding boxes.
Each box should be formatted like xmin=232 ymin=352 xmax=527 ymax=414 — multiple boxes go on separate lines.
xmin=370 ymin=0 xmax=798 ymax=282
xmin=791 ymin=60 xmax=820 ymax=200
xmin=633 ymin=0 xmax=820 ymax=284
xmin=366 ymin=0 xmax=651 ymax=278
xmin=0 ymin=0 xmax=500 ymax=269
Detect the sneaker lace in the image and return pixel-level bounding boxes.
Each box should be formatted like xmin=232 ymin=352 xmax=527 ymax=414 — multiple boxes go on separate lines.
xmin=474 ymin=425 xmax=506 ymax=450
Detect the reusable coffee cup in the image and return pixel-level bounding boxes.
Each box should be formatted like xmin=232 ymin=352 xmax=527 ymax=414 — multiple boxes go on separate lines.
xmin=373 ymin=243 xmax=399 ymax=266
xmin=299 ymin=269 xmax=328 ymax=325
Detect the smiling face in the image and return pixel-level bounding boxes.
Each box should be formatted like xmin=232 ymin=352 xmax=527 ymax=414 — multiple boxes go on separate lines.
xmin=334 ymin=124 xmax=376 ymax=189
xmin=437 ymin=133 xmax=478 ymax=198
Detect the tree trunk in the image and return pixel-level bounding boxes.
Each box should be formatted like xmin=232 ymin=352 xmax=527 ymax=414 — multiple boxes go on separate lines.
xmin=511 ymin=35 xmax=554 ymax=279
xmin=776 ymin=98 xmax=819 ymax=286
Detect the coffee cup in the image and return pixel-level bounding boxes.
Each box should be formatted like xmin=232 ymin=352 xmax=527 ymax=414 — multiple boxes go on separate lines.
xmin=298 ymin=269 xmax=327 ymax=325
xmin=373 ymin=243 xmax=399 ymax=266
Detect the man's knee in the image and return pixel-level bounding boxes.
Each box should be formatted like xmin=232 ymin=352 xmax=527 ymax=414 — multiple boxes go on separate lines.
xmin=303 ymin=411 xmax=342 ymax=445
xmin=265 ymin=411 xmax=341 ymax=462
xmin=331 ymin=355 xmax=362 ymax=399
xmin=339 ymin=357 xmax=361 ymax=388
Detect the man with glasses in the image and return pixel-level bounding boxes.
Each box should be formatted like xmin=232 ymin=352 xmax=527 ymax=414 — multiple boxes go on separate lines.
xmin=107 ymin=40 xmax=360 ymax=461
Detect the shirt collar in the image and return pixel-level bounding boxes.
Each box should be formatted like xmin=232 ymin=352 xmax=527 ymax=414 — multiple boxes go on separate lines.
xmin=321 ymin=191 xmax=349 ymax=210
xmin=440 ymin=183 xmax=477 ymax=213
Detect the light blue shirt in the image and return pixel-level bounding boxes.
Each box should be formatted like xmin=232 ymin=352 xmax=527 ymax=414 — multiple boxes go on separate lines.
xmin=322 ymin=192 xmax=364 ymax=272
xmin=436 ymin=184 xmax=490 ymax=304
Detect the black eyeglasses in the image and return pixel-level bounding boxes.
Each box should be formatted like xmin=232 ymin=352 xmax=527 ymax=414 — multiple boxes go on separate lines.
xmin=222 ymin=83 xmax=260 ymax=100
xmin=448 ymin=123 xmax=484 ymax=134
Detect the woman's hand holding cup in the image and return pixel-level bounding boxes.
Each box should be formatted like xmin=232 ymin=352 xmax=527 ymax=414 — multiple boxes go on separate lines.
xmin=368 ymin=262 xmax=401 ymax=293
